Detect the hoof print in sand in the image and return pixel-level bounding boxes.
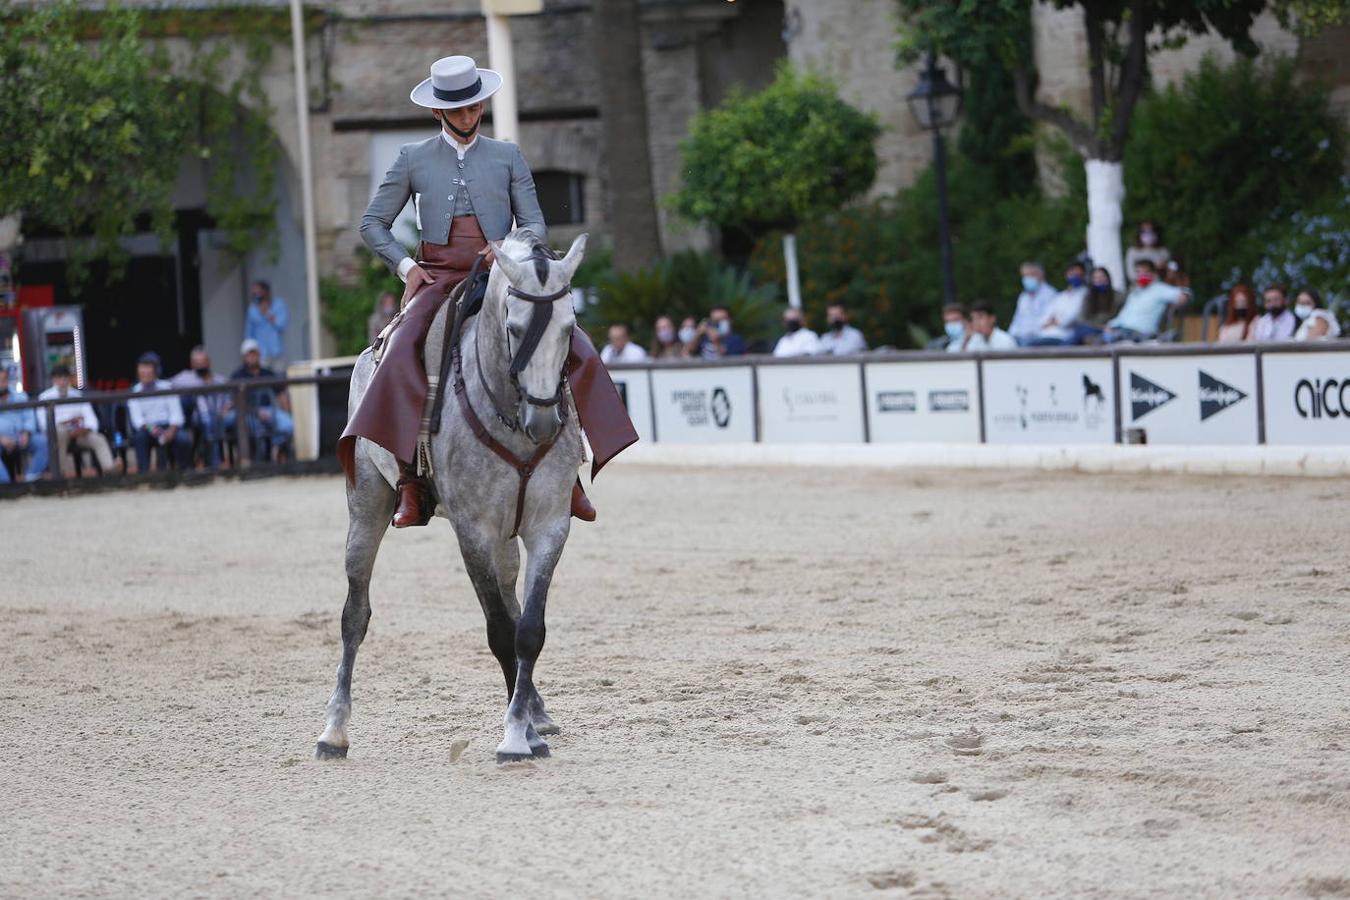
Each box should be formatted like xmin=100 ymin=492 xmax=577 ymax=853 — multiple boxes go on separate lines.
xmin=945 ymin=730 xmax=984 ymax=756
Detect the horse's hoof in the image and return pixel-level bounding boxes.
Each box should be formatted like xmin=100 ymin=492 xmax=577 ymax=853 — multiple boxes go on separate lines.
xmin=315 ymin=741 xmax=348 ymax=760
xmin=530 ymin=742 xmax=551 ymax=759
xmin=534 ymin=721 xmax=561 ymax=736
xmin=496 ymin=750 xmax=534 ymax=764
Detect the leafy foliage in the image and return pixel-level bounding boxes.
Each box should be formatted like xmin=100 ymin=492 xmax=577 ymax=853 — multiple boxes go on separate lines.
xmin=0 ymin=1 xmax=289 ymax=288
xmin=668 ymin=64 xmax=880 ymax=237
xmin=749 ymin=152 xmax=1087 ymax=349
xmin=1123 ymin=55 xmax=1346 ymax=298
xmin=1243 ymin=178 xmax=1350 ymax=306
xmin=579 ymin=251 xmax=781 ymax=349
xmin=320 ymin=247 xmax=402 ymax=357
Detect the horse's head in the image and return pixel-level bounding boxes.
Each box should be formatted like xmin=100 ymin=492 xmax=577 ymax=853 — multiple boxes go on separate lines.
xmin=488 ymin=231 xmax=587 ymax=445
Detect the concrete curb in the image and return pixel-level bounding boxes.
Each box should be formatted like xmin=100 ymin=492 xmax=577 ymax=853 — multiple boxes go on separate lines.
xmin=618 ymin=443 xmax=1350 ymax=478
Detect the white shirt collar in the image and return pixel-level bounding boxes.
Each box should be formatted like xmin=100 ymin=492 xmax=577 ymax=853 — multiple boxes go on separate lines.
xmin=441 ymin=129 xmax=478 ymax=160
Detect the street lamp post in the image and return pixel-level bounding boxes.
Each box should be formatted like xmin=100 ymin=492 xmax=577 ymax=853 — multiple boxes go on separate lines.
xmin=906 ymin=53 xmax=963 ymax=307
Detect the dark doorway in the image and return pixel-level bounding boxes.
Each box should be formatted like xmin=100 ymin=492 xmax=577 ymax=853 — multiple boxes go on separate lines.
xmin=18 ymin=210 xmax=208 ymax=390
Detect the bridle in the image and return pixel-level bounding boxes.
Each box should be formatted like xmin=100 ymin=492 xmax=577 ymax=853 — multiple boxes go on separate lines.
xmin=473 ymin=282 xmax=572 ymax=432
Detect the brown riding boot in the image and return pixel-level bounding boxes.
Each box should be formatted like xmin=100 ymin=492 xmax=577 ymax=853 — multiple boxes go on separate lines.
xmin=571 ymin=478 xmax=596 ymax=522
xmin=392 ymin=465 xmax=434 ymax=528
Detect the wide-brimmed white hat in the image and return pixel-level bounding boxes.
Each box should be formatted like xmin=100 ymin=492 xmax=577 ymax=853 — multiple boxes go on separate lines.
xmin=410 ymin=56 xmax=502 ymax=109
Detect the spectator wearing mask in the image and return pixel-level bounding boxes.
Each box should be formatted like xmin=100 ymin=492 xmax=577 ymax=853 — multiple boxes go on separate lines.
xmin=600 ymin=323 xmax=649 ymax=365
xmin=1103 ymin=260 xmax=1189 ymax=343
xmin=37 ymin=365 xmax=115 ymax=477
xmin=1250 ymin=285 xmax=1298 ymax=342
xmin=1293 ymin=289 xmax=1341 ymax=341
xmin=1030 ymin=262 xmax=1090 ymax=345
xmin=0 ymin=367 xmax=49 ymax=483
xmin=676 ymin=317 xmax=698 ymax=355
xmin=941 ymin=303 xmax=971 ymax=353
xmin=1216 ymin=285 xmax=1257 ymax=344
xmin=1008 ymin=262 xmax=1058 ymax=345
xmin=649 ymin=316 xmax=687 ymax=360
xmin=230 ymin=338 xmax=294 ymax=461
xmin=965 ymin=303 xmax=1018 ymax=351
xmin=692 ymin=306 xmax=747 ymax=359
xmin=127 ymin=352 xmax=192 ymax=473
xmin=170 ymin=346 xmax=232 ymax=469
xmin=773 ymin=307 xmax=820 ymax=357
xmin=818 ymin=303 xmax=868 ymax=355
xmin=244 ymin=279 xmax=289 ymax=373
xmin=1124 ymin=221 xmax=1170 ymax=285
xmin=367 ymin=291 xmax=398 ymax=345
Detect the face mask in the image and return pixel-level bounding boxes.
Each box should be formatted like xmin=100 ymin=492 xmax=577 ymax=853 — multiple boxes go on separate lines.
xmin=944 ymin=321 xmax=965 ymax=341
xmin=195 ymin=367 xmax=210 ymax=377
xmin=829 ymin=319 xmax=845 ymax=332
xmin=1294 ymin=305 xmax=1313 ymax=320
xmin=716 ymin=320 xmax=730 ymax=336
xmin=1140 ymin=231 xmax=1157 ymax=247
xmin=657 ymin=327 xmax=675 ymax=344
xmin=784 ymin=320 xmax=802 ymax=333
xmin=1265 ymin=302 xmax=1285 ymax=314
xmin=1066 ymin=274 xmax=1085 ymax=288
xmin=1136 ymin=274 xmax=1155 ymax=288
xmin=1092 ymin=283 xmax=1110 ymax=294
xmin=1021 ymin=276 xmax=1040 ymax=292
xmin=678 ymin=326 xmax=696 ymax=344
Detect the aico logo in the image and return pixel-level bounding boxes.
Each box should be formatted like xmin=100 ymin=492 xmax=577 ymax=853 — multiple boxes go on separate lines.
xmin=1294 ymin=378 xmax=1350 ymax=419
xmin=1198 ymin=370 xmax=1248 ymax=421
xmin=1130 ymin=372 xmax=1175 ymax=421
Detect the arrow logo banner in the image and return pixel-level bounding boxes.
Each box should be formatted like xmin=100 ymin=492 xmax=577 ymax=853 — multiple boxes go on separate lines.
xmin=1199 ymin=370 xmax=1248 ymax=421
xmin=1130 ymin=372 xmax=1176 ymax=421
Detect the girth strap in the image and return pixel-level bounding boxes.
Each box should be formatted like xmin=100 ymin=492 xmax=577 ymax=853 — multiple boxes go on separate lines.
xmin=451 ymin=346 xmax=557 ymax=538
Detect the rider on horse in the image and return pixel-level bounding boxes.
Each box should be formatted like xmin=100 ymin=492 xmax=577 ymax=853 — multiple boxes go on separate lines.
xmin=339 ymin=55 xmax=636 ymax=528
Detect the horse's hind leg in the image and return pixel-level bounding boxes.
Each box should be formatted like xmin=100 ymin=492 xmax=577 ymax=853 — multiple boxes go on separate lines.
xmin=316 ymin=468 xmax=396 ymax=759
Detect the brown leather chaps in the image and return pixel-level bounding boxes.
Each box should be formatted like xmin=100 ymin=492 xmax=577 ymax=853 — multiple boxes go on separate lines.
xmin=338 ymin=216 xmax=638 ymax=484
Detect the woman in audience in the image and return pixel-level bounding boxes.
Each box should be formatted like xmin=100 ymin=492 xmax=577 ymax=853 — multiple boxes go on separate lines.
xmin=1292 ymin=289 xmax=1342 ymax=341
xmin=649 ymin=315 xmax=688 ymax=359
xmin=1072 ymin=267 xmax=1121 ymax=343
xmin=1216 ymin=285 xmax=1257 ymax=343
xmin=1124 ymin=221 xmax=1171 ymax=287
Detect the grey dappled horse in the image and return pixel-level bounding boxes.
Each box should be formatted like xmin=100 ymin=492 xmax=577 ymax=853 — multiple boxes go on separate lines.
xmin=316 ymin=231 xmax=588 ymax=763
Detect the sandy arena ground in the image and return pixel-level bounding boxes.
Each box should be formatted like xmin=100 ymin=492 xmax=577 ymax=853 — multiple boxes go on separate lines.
xmin=2 ymin=465 xmax=1348 ymax=898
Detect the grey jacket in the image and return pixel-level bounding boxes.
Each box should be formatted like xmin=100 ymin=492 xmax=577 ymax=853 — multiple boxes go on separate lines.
xmin=360 ymin=134 xmax=547 ymax=274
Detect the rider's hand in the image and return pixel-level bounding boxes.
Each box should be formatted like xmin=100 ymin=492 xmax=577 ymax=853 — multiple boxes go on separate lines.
xmin=477 ymin=245 xmax=496 ymax=267
xmin=401 ymin=264 xmax=432 ymax=307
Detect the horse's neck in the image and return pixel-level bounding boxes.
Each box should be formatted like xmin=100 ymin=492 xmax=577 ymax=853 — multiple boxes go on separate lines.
xmin=462 ymin=299 xmax=528 ymax=445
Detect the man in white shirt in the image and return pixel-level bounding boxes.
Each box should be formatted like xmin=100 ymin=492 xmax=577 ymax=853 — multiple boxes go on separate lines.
xmin=128 ymin=352 xmax=192 ymax=473
xmin=37 ymin=365 xmax=115 ymax=477
xmin=964 ymin=303 xmax=1019 ymax=351
xmin=772 ymin=307 xmax=820 ymax=357
xmin=817 ymin=303 xmax=868 ymax=355
xmin=1249 ymin=285 xmax=1298 ymax=342
xmin=1008 ymin=261 xmax=1059 ymax=345
xmin=599 ymin=323 xmax=649 ymax=365
xmin=1030 ymin=262 xmax=1089 ymax=345
xmin=170 ymin=346 xmax=232 ymax=469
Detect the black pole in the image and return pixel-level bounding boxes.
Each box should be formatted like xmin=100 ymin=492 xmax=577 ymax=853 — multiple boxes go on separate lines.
xmin=932 ymin=126 xmax=956 ymax=306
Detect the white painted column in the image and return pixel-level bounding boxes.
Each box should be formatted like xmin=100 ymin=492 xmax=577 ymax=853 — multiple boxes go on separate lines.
xmin=484 ymin=11 xmax=519 ymax=143
xmin=289 ymin=0 xmax=321 ymax=362
xmin=783 ymin=234 xmax=802 ymax=309
xmin=1085 ymin=159 xmax=1125 ymax=291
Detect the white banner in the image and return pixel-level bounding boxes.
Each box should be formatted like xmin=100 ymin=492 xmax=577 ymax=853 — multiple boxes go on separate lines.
xmin=1118 ymin=354 xmax=1258 ymax=445
xmin=982 ymin=358 xmax=1116 ymax=444
xmin=1261 ymin=350 xmax=1350 ymax=445
xmin=864 ymin=360 xmax=981 ymax=444
xmin=756 ymin=364 xmax=866 ymax=443
xmin=606 ymin=368 xmax=654 ymax=444
xmin=650 ymin=366 xmax=755 ymax=443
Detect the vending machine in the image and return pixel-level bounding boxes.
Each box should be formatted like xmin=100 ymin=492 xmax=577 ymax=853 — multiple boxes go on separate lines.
xmin=22 ymin=304 xmax=87 ymax=392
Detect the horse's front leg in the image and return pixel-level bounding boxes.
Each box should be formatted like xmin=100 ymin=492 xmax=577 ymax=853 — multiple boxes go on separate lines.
xmin=316 ymin=472 xmax=396 ymax=759
xmin=497 ymin=523 xmax=568 ymax=762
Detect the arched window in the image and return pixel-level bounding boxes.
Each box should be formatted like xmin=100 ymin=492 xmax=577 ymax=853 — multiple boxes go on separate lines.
xmin=533 ymin=170 xmax=586 ymax=226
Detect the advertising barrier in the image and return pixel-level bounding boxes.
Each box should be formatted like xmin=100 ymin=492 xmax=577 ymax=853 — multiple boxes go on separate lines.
xmin=1118 ymin=354 xmax=1258 ymax=445
xmin=1262 ymin=351 xmax=1350 ymax=445
xmin=757 ymin=363 xmax=866 ymax=443
xmin=606 ymin=368 xmax=655 ymax=444
xmin=649 ymin=365 xmax=755 ymax=443
xmin=982 ymin=357 xmax=1116 ymax=444
xmin=863 ymin=360 xmax=981 ymax=444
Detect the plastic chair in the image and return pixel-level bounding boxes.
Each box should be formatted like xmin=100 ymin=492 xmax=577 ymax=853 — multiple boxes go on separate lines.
xmin=1200 ymin=295 xmax=1226 ymax=344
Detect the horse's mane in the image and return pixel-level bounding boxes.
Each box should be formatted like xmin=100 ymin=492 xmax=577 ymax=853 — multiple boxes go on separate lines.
xmin=501 ymin=230 xmax=560 ymax=287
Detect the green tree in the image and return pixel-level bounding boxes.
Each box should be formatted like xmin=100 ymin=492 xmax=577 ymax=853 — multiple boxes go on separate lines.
xmin=669 ymin=64 xmax=880 ymax=309
xmin=894 ymin=0 xmax=1350 ymax=289
xmin=1123 ymin=55 xmax=1345 ymax=298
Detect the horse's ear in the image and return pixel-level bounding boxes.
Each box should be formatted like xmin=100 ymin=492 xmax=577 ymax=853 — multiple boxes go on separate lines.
xmin=491 ymin=240 xmax=528 ymax=286
xmin=559 ymin=233 xmax=588 ymax=282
